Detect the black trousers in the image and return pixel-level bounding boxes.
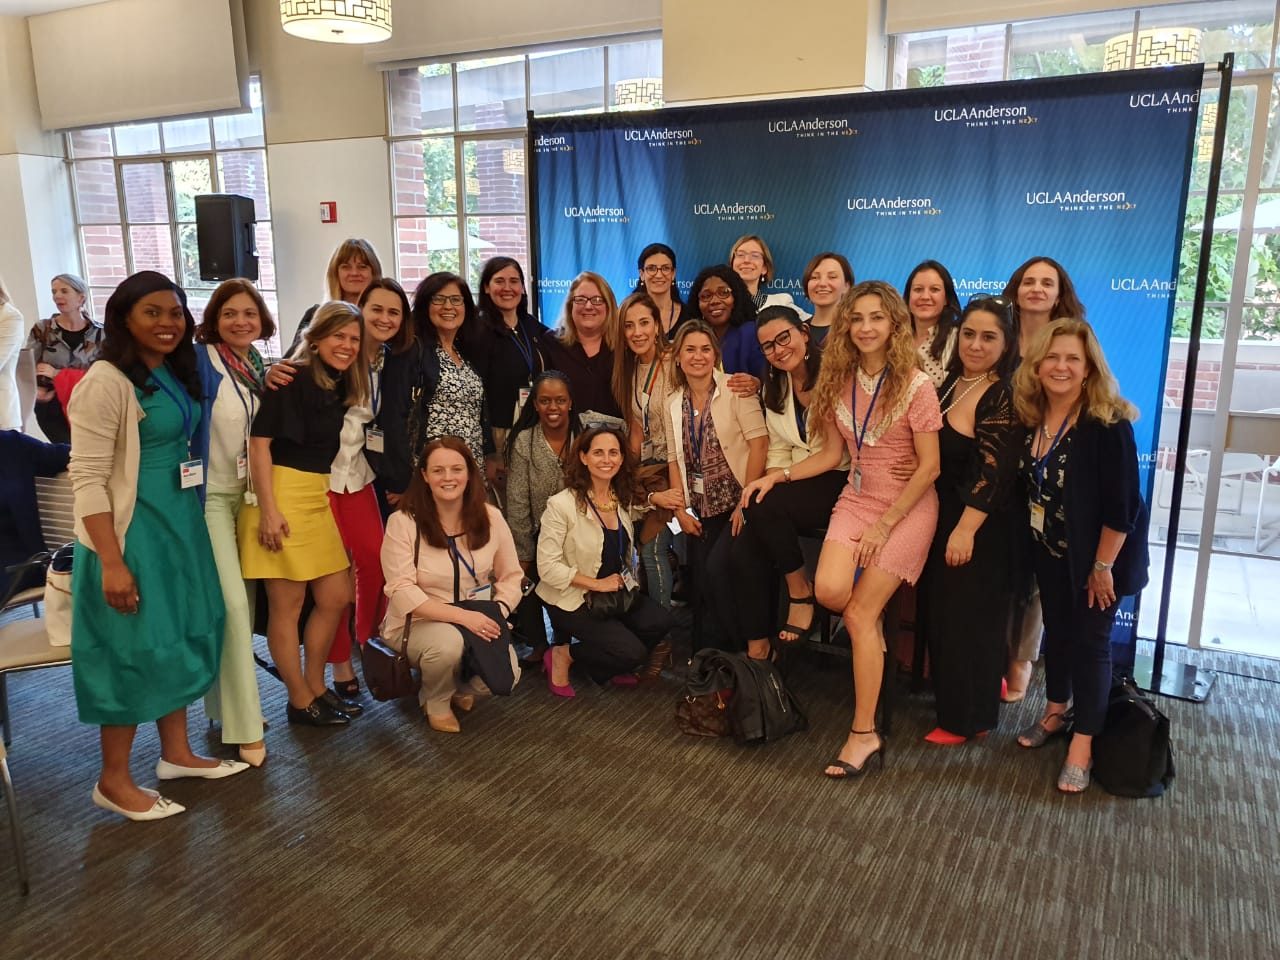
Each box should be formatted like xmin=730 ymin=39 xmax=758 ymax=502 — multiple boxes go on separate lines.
xmin=546 ymin=594 xmax=674 ymax=682
xmin=731 ymin=470 xmax=847 ymax=642
xmin=1033 ymin=546 xmax=1117 ymax=736
xmin=688 ymin=512 xmax=734 ymax=650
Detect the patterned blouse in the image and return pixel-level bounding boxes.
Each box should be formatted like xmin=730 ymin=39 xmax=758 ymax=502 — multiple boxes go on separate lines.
xmin=423 ymin=346 xmax=485 ymax=465
xmin=1021 ymin=428 xmax=1072 ymax=559
xmin=680 ymin=394 xmax=742 ymax=520
xmin=505 ymin=423 xmax=570 ymax=562
xmin=24 ymin=316 xmax=104 ymax=371
xmin=916 ymin=327 xmax=956 ymax=390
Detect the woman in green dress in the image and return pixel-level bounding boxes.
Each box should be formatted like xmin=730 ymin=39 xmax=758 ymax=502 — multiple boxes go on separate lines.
xmin=68 ymin=271 xmax=245 ymax=823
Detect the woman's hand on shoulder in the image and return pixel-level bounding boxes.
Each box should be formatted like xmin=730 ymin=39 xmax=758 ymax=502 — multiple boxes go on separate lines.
xmin=726 ymin=373 xmax=760 ymax=398
xmin=265 ymin=361 xmax=297 ymax=391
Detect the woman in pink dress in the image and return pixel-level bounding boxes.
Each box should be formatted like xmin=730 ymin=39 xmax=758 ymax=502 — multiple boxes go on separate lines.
xmin=742 ymin=280 xmax=941 ymax=779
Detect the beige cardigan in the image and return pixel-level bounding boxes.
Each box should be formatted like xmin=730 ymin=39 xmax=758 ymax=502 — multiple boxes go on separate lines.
xmin=765 ymin=371 xmax=850 ymax=471
xmin=665 ymin=369 xmax=768 ymax=503
xmin=535 ymin=487 xmax=637 ymax=612
xmin=68 ymin=360 xmax=144 ymax=552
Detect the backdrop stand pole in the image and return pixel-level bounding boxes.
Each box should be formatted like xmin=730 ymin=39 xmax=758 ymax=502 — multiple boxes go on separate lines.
xmin=1134 ymin=53 xmax=1233 ymax=703
xmin=527 ymin=110 xmax=542 ymax=315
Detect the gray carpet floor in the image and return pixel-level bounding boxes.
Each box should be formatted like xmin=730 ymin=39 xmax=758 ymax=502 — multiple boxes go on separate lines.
xmin=1 ymin=631 xmax=1277 ymax=960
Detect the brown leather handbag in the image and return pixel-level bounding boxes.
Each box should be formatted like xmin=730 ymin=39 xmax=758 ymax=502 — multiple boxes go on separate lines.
xmin=361 ymin=536 xmax=421 ymax=702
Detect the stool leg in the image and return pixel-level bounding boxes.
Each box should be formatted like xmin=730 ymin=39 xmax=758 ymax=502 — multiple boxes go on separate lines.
xmin=1 ymin=674 xmax=10 ymax=746
xmin=1 ymin=756 xmax=30 ymax=896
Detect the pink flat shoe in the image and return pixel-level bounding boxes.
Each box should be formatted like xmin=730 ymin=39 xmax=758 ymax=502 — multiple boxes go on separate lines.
xmin=543 ymin=648 xmax=576 ymax=698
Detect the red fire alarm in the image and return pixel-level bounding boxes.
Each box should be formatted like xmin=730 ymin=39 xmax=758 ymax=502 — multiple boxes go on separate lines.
xmin=320 ymin=201 xmax=338 ymax=223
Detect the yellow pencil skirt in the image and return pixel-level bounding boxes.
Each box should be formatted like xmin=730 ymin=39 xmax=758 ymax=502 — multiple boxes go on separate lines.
xmin=236 ymin=465 xmax=350 ymax=581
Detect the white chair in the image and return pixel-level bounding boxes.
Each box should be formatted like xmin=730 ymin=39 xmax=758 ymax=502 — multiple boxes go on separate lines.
xmin=0 ymin=737 xmax=30 ymax=895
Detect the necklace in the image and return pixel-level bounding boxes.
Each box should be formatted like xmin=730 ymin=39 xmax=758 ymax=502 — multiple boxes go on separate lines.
xmin=958 ymin=372 xmax=986 ymax=383
xmin=588 ymin=490 xmax=618 ymax=511
xmin=940 ymin=374 xmax=989 ymax=415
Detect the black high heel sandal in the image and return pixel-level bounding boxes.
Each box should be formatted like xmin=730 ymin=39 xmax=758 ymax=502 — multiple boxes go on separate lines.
xmin=823 ymin=727 xmax=886 ymax=779
xmin=332 ymin=677 xmax=362 ymax=700
xmin=778 ymin=595 xmax=818 ymax=644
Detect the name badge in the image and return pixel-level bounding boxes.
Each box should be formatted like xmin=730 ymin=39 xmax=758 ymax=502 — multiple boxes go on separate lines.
xmin=468 ymin=583 xmax=493 ymax=602
xmin=180 ymin=459 xmax=205 ymax=489
xmin=236 ymin=454 xmax=248 ymax=479
xmin=691 ymin=473 xmax=705 ymax=496
xmin=620 ymin=566 xmax=640 ymax=592
xmin=641 ymin=439 xmax=655 ymax=463
xmin=365 ymin=426 xmax=385 ymax=453
xmin=514 ymin=386 xmax=532 ymax=423
xmin=1029 ymin=501 xmax=1045 ymax=534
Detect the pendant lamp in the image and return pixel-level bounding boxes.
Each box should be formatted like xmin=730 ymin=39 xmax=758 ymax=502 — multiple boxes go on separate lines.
xmin=280 ymin=1 xmax=392 ymax=44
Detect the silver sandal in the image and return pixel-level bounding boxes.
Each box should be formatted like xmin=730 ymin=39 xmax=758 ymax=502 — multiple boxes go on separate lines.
xmin=1057 ymin=760 xmax=1092 ymax=794
xmin=1016 ymin=711 xmax=1070 ymax=749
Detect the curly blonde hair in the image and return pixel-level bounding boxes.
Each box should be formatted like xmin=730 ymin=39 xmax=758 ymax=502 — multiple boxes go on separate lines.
xmin=1013 ymin=318 xmax=1137 ymax=427
xmin=811 ymin=280 xmax=919 ymax=424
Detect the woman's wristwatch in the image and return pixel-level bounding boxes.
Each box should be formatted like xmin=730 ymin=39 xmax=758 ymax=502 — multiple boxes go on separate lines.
xmin=1092 ymin=559 xmax=1115 ymax=572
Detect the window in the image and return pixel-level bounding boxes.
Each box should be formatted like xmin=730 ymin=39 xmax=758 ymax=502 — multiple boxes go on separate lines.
xmin=385 ymin=37 xmax=663 ymax=290
xmin=67 ymin=77 xmax=279 ymax=354
xmin=890 ymin=2 xmax=1280 ymax=657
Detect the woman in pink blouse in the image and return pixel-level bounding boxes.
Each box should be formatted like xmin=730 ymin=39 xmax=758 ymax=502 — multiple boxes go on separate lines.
xmin=379 ymin=436 xmax=522 ymax=733
xmin=742 ymin=280 xmax=941 ymax=779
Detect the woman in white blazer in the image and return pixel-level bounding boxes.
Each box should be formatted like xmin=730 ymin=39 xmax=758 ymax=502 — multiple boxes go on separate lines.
xmin=0 ymin=278 xmax=24 ymax=431
xmin=731 ymin=306 xmax=849 ymax=658
xmin=536 ymin=425 xmax=674 ymax=696
xmin=665 ymin=320 xmax=768 ymax=651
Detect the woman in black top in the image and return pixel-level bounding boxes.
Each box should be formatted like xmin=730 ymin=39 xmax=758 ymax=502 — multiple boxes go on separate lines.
xmin=1012 ymin=318 xmax=1149 ymax=794
xmin=237 ymin=301 xmax=370 ymax=728
xmin=917 ymin=296 xmax=1021 ymax=744
xmin=544 ymin=271 xmax=623 ymax=419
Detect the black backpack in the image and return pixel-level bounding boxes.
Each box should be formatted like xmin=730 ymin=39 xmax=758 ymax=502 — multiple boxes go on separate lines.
xmin=1091 ymin=677 xmax=1175 ymax=798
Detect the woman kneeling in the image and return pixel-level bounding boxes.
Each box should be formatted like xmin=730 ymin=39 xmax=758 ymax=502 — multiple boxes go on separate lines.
xmin=380 ymin=437 xmax=522 ymax=733
xmin=537 ymin=426 xmax=675 ymax=695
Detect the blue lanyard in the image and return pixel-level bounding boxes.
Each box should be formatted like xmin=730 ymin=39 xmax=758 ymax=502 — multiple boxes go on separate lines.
xmin=685 ymin=388 xmax=712 ymax=470
xmin=587 ymin=498 xmax=630 ymax=567
xmin=151 ymin=370 xmax=195 ymax=454
xmin=1032 ymin=413 xmax=1073 ymax=492
xmin=851 ymin=367 xmax=888 ymax=457
xmin=448 ymin=536 xmax=477 ymax=582
xmin=223 ymin=368 xmax=256 ymax=429
xmin=509 ymin=322 xmax=535 ymax=377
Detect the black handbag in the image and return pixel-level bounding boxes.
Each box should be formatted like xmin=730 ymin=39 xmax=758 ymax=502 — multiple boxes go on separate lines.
xmin=584 ymin=587 xmax=639 ymax=620
xmin=361 ymin=537 xmax=420 ymax=702
xmin=449 ymin=541 xmax=521 ymax=695
xmin=1092 ymin=677 xmax=1175 ymax=798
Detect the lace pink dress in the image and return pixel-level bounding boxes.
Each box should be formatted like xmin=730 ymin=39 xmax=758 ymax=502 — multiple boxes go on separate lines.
xmin=825 ymin=368 xmax=942 ymax=584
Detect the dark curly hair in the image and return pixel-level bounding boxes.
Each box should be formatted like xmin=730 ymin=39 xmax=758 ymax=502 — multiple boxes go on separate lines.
xmin=677 ymin=264 xmax=756 ymax=331
xmin=99 ymin=271 xmax=201 ymax=399
xmin=563 ymin=425 xmax=641 ymax=510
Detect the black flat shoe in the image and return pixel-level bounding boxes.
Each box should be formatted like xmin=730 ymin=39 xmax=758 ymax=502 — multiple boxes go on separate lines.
xmin=322 ymin=689 xmax=363 ymax=717
xmin=287 ymin=698 xmax=350 ymax=727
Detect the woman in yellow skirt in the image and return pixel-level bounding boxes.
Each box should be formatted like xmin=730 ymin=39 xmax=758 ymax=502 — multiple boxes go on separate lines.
xmin=238 ymin=301 xmax=369 ymax=727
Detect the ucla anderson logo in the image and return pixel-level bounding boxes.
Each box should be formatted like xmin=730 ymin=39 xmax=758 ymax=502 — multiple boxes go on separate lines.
xmin=934 ymin=104 xmax=1036 ymax=128
xmin=846 ymin=195 xmax=940 ymax=218
xmin=767 ymin=117 xmax=856 ymax=139
xmin=533 ymin=134 xmax=572 ymax=154
xmin=1110 ymin=276 xmax=1175 ymax=299
xmin=1129 ymin=90 xmax=1199 ymax=114
xmin=1025 ymin=188 xmax=1135 ymax=213
xmin=562 ymin=204 xmax=629 ymax=224
xmin=692 ymin=201 xmax=775 ymax=223
xmin=623 ymin=127 xmax=699 ymax=148
xmin=955 ymin=277 xmax=1005 ymax=296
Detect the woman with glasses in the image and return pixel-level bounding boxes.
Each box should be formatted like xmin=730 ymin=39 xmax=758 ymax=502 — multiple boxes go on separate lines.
xmin=743 ymin=281 xmax=941 ymax=778
xmin=667 ymin=320 xmax=768 ymax=650
xmin=905 ymin=260 xmax=963 ymax=389
xmin=635 ymin=243 xmax=683 ymax=338
xmin=916 ymin=296 xmax=1021 ymax=745
xmin=470 ymin=257 xmax=552 ymax=468
xmin=613 ymin=291 xmax=680 ymax=609
xmin=504 ymin=370 xmax=584 ymax=661
xmin=1013 ymin=319 xmax=1148 ymax=793
xmin=729 ymin=235 xmax=808 ymax=318
xmin=803 ymin=252 xmax=854 ymax=346
xmin=680 ymin=266 xmax=765 ymax=388
xmin=545 ymin=271 xmax=623 ymax=419
xmin=730 ymin=306 xmax=847 ymax=660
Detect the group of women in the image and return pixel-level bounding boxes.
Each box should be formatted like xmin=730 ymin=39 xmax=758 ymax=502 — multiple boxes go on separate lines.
xmin=57 ymin=233 xmax=1147 ymax=822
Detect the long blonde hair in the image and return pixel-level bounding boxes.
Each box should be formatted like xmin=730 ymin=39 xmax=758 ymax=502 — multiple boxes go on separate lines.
xmin=557 ymin=271 xmax=618 ymax=350
xmin=295 ymin=300 xmax=370 ymax=408
xmin=1013 ymin=318 xmax=1136 ymax=427
xmin=811 ymin=280 xmax=919 ymax=424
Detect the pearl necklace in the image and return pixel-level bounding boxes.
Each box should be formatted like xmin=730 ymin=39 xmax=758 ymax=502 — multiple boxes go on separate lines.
xmin=940 ymin=373 xmax=989 ymax=415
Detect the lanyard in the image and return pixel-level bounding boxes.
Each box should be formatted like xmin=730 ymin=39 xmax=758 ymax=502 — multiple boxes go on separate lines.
xmin=223 ymin=367 xmax=256 ymax=430
xmin=851 ymin=367 xmax=888 ymax=461
xmin=634 ymin=358 xmax=660 ymax=436
xmin=509 ymin=322 xmax=536 ymax=379
xmin=152 ymin=370 xmax=195 ymax=454
xmin=685 ymin=388 xmax=712 ymax=470
xmin=369 ymin=364 xmax=382 ymax=417
xmin=587 ymin=498 xmax=630 ymax=567
xmin=1032 ymin=413 xmax=1073 ymax=493
xmin=447 ymin=536 xmax=477 ymax=583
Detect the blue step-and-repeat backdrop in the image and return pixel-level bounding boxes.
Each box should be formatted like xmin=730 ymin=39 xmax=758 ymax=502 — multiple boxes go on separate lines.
xmin=529 ymin=64 xmax=1204 ymax=651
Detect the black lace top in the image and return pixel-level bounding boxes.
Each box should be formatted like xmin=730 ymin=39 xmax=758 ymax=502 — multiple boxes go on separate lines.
xmin=940 ymin=376 xmax=1020 ymax=514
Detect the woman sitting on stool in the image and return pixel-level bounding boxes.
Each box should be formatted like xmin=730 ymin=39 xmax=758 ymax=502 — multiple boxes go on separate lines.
xmin=380 ymin=436 xmax=522 ymax=733
xmin=537 ymin=425 xmax=675 ymax=696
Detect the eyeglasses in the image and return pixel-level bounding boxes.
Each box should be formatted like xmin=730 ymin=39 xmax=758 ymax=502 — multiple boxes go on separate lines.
xmin=733 ymin=251 xmax=764 ymax=263
xmin=571 ymin=295 xmax=606 ymax=307
xmin=759 ymin=327 xmax=797 ymax=355
xmin=643 ymin=264 xmax=674 ymax=276
xmin=697 ymin=287 xmax=733 ymax=304
xmin=967 ymin=295 xmax=1013 ymax=310
xmin=430 ymin=295 xmax=464 ymax=307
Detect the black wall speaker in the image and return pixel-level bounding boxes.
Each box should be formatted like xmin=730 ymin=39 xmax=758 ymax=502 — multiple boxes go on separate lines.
xmin=195 ymin=193 xmax=258 ymax=282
